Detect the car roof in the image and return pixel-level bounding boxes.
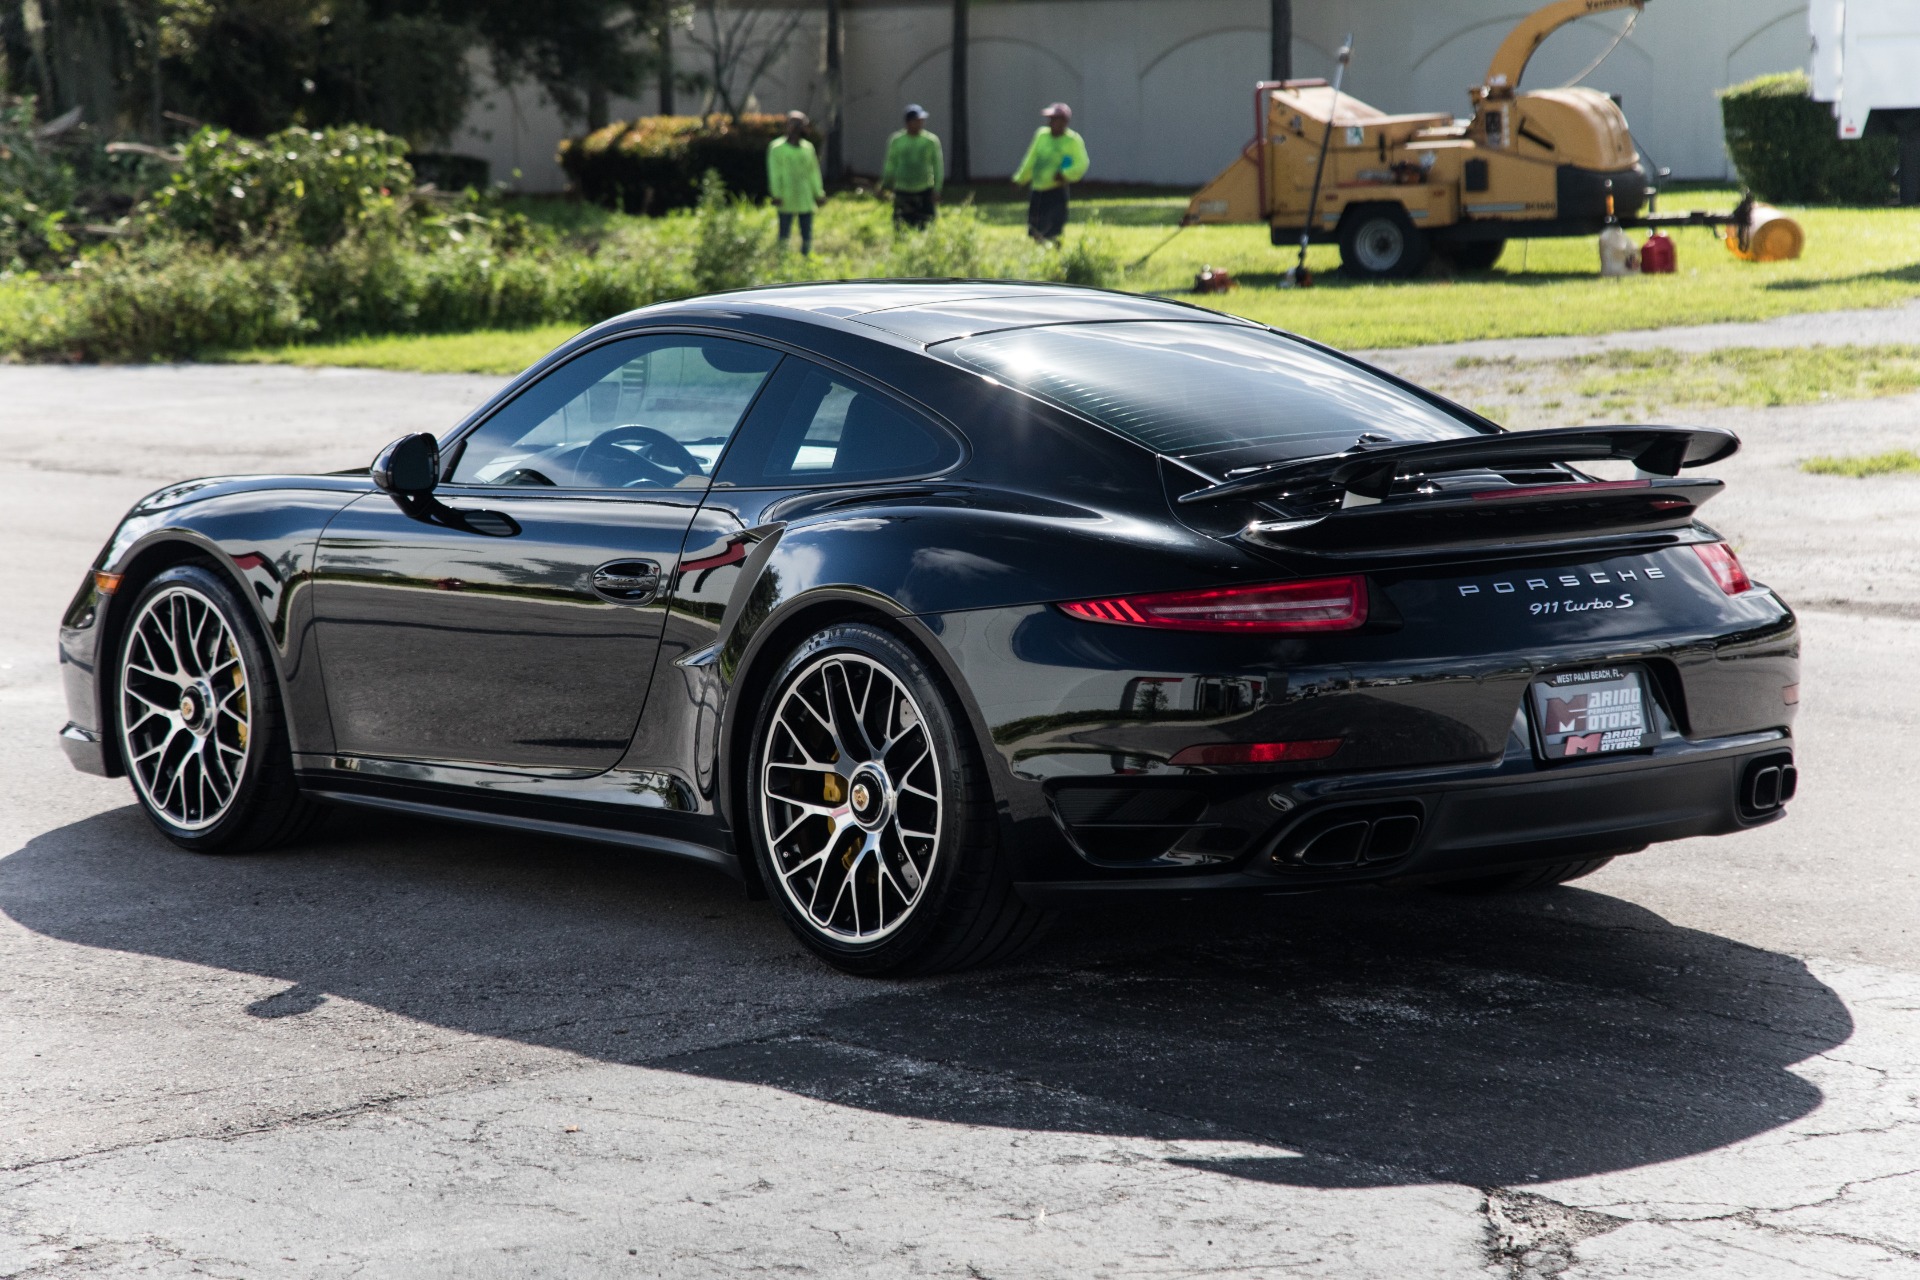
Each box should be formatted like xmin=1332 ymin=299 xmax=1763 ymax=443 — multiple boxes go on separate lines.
xmin=637 ymin=280 xmax=1262 ymax=345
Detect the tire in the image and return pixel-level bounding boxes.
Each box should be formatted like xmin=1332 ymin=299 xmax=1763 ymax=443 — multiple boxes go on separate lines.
xmin=1339 ymin=205 xmax=1431 ymax=279
xmin=746 ymin=621 xmax=1050 ymax=976
xmin=114 ymin=563 xmax=316 ymax=853
xmin=1441 ymin=238 xmax=1507 ymax=271
xmin=1438 ymin=856 xmax=1615 ymax=894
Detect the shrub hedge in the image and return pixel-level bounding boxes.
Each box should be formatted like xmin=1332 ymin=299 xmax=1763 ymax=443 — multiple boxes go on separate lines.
xmin=558 ymin=114 xmax=818 ymax=214
xmin=1721 ymin=71 xmax=1898 ymax=204
xmin=151 ymin=125 xmax=417 ymax=248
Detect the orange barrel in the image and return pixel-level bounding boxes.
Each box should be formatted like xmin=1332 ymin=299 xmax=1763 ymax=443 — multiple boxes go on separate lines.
xmin=1725 ymin=205 xmax=1804 ymax=262
xmin=1640 ymin=231 xmax=1676 ymax=273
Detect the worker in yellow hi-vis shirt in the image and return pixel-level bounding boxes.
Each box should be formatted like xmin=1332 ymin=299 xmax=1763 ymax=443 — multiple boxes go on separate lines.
xmin=1013 ymin=102 xmax=1090 ymax=242
xmin=766 ymin=111 xmax=825 ymax=255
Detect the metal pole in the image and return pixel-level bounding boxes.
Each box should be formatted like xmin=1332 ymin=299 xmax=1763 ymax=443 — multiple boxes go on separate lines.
xmin=825 ymin=0 xmax=844 ymax=178
xmin=950 ymin=0 xmax=970 ymax=183
xmin=1271 ymin=0 xmax=1291 ymax=81
xmin=658 ymin=16 xmax=675 ymax=116
xmin=1296 ymin=36 xmax=1351 ymax=285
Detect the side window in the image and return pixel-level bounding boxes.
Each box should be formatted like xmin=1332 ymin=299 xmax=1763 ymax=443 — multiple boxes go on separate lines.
xmin=450 ymin=335 xmax=780 ymax=490
xmin=718 ymin=358 xmax=959 ymax=487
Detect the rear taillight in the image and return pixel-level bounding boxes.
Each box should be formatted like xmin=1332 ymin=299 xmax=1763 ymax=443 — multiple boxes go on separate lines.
xmin=1168 ymin=739 xmax=1343 ymax=766
xmin=1059 ymin=576 xmax=1367 ymax=632
xmin=1692 ymin=542 xmax=1753 ymax=595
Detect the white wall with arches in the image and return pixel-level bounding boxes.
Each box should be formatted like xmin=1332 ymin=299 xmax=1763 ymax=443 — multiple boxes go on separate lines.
xmin=455 ymin=0 xmax=1813 ymax=193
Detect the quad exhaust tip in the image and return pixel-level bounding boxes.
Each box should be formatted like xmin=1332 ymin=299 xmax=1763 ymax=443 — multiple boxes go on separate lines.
xmin=1267 ymin=802 xmax=1425 ymax=870
xmin=1740 ymin=753 xmax=1797 ymax=817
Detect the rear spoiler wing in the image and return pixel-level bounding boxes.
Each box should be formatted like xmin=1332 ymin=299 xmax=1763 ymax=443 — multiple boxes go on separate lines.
xmin=1175 ymin=425 xmax=1740 ymax=508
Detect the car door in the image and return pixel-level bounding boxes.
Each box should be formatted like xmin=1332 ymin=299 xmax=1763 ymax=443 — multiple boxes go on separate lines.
xmin=312 ymin=333 xmax=781 ymax=773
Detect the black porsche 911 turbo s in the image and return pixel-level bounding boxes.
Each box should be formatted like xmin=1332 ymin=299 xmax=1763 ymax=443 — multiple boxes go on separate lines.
xmin=57 ymin=281 xmax=1799 ymax=974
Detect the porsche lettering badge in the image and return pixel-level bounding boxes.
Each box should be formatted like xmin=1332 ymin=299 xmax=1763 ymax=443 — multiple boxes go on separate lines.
xmin=1457 ymin=561 xmax=1667 ymax=607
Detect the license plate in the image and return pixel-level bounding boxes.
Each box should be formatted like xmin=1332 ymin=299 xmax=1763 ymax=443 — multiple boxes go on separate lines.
xmin=1530 ymin=667 xmax=1657 ymax=760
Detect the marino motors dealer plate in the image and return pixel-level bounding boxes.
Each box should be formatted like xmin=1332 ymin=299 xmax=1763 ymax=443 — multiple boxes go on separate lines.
xmin=1530 ymin=667 xmax=1657 ymax=760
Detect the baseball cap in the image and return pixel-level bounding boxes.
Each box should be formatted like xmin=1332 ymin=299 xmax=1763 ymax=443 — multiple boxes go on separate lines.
xmin=904 ymin=104 xmax=928 ymax=120
xmin=1042 ymin=102 xmax=1072 ymax=120
xmin=786 ymin=110 xmax=809 ymax=124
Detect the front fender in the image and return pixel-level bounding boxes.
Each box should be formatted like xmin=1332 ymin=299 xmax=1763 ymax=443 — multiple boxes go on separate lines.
xmin=60 ymin=477 xmax=366 ymax=773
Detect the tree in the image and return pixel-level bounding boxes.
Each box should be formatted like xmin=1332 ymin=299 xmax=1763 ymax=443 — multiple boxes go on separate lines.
xmin=682 ymin=0 xmax=807 ymax=122
xmin=468 ymin=0 xmax=664 ymax=129
xmin=0 ymin=0 xmax=667 ymax=143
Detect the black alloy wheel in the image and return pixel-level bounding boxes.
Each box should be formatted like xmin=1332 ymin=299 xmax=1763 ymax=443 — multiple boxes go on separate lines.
xmin=1339 ymin=204 xmax=1431 ymax=279
xmin=115 ymin=564 xmax=314 ymax=853
xmin=748 ymin=622 xmax=1048 ymax=975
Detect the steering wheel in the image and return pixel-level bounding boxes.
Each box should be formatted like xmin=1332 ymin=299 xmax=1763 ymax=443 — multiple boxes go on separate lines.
xmin=576 ymin=425 xmax=703 ymax=488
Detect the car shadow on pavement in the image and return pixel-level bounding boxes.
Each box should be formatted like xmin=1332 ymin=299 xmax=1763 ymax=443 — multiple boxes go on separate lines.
xmin=2 ymin=803 xmax=1851 ymax=1190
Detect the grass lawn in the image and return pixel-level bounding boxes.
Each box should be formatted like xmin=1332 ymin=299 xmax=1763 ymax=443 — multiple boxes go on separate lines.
xmin=231 ymin=324 xmax=584 ymax=376
xmin=220 ymin=185 xmax=1919 ymax=375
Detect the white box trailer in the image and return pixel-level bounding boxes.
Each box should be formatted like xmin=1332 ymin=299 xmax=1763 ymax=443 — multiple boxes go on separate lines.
xmin=1809 ymin=0 xmax=1920 ymax=202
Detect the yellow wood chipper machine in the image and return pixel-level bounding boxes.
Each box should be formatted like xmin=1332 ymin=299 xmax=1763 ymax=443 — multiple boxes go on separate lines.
xmin=1184 ymin=0 xmax=1799 ymax=277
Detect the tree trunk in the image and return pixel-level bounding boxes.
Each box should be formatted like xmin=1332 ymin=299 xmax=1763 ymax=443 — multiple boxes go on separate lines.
xmin=658 ymin=18 xmax=675 ymax=116
xmin=950 ymin=0 xmax=969 ymax=182
xmin=1899 ymin=114 xmax=1920 ymax=207
xmin=1271 ymin=0 xmax=1291 ymax=81
xmin=825 ymin=0 xmax=843 ymax=179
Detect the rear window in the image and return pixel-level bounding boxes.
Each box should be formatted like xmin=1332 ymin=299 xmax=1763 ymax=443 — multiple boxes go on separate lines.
xmin=943 ymin=321 xmax=1486 ymax=475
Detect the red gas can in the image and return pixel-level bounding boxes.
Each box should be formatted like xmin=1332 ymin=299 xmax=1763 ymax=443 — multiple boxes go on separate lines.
xmin=1640 ymin=231 xmax=1676 ymax=274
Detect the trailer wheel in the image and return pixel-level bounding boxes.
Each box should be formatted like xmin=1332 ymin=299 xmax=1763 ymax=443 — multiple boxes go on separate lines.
xmin=1441 ymin=238 xmax=1506 ymax=271
xmin=1339 ymin=205 xmax=1430 ymax=279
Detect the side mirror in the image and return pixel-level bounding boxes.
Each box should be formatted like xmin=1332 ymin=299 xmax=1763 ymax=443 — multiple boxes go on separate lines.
xmin=371 ymin=433 xmax=440 ymax=496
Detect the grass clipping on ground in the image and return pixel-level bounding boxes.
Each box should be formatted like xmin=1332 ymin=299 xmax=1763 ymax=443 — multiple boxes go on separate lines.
xmin=1801 ymin=449 xmax=1920 ymax=477
xmin=1428 ymin=343 xmax=1920 ymax=426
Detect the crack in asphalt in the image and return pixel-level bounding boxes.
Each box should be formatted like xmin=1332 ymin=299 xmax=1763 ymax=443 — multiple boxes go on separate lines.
xmin=1478 ymin=1188 xmax=1628 ymax=1279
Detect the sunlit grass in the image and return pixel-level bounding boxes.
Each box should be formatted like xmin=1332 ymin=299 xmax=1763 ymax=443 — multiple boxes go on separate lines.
xmin=10 ymin=183 xmax=1915 ymax=373
xmin=299 ymin=187 xmax=1920 ymax=370
xmin=227 ymin=324 xmax=582 ymax=375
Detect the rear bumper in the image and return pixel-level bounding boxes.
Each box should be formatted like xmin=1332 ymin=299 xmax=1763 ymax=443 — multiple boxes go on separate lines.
xmin=59 ymin=722 xmax=111 ymax=777
xmin=1015 ymin=729 xmax=1791 ymax=905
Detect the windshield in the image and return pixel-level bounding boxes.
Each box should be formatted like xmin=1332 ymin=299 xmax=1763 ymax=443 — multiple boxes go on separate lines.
xmin=943 ymin=321 xmax=1487 ymax=476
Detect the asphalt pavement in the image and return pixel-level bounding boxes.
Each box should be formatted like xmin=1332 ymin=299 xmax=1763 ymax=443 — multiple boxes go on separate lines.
xmin=1 ymin=357 xmax=1917 ymax=1278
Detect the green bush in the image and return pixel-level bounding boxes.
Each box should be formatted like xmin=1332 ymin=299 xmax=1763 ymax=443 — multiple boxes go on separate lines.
xmin=1721 ymin=71 xmax=1898 ymax=204
xmin=559 ymin=114 xmax=817 ymax=214
xmin=1 ymin=97 xmax=81 ymax=271
xmin=59 ymin=243 xmax=310 ymax=360
xmin=689 ymin=171 xmax=777 ymax=292
xmin=150 ymin=125 xmax=416 ymax=248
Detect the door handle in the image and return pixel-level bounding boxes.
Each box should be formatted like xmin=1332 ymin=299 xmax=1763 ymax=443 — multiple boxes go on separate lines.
xmin=590 ymin=560 xmax=661 ymax=604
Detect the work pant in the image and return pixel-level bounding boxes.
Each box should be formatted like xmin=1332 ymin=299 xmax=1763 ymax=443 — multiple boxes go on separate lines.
xmin=777 ymin=211 xmax=814 ymax=255
xmin=1027 ymin=186 xmax=1069 ymax=241
xmin=892 ymin=188 xmax=937 ymax=230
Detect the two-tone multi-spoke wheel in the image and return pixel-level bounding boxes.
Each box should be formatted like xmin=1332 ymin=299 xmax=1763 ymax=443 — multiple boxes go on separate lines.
xmin=748 ymin=622 xmax=1049 ymax=975
xmin=121 ymin=583 xmax=253 ymax=829
xmin=115 ymin=564 xmax=312 ymax=852
xmin=760 ymin=650 xmax=942 ymax=944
